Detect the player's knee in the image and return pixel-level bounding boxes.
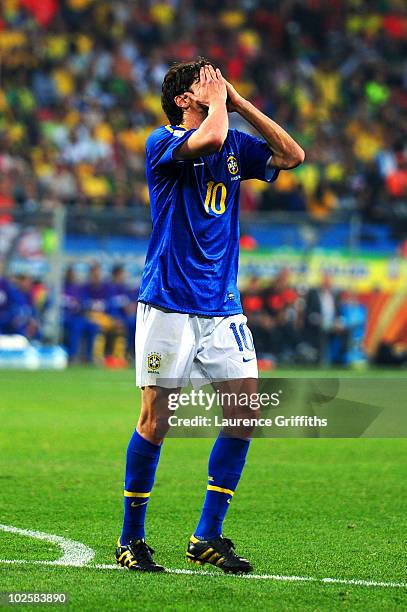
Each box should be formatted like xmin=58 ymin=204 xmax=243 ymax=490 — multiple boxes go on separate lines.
xmin=138 ymin=414 xmax=169 ymax=444
xmin=222 ymin=401 xmax=257 ymax=439
xmin=138 ymin=387 xmax=172 ymax=444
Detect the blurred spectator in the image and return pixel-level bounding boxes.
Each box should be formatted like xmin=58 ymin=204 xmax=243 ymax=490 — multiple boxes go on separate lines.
xmin=82 ymin=263 xmax=126 ymax=364
xmin=386 ymin=154 xmax=407 ymax=199
xmin=264 ymin=268 xmax=297 ymax=316
xmin=0 ymin=264 xmax=19 ymax=334
xmin=304 ymin=274 xmax=346 ymax=364
xmin=82 ymin=263 xmax=112 ymax=314
xmin=62 ymin=266 xmax=99 ymax=363
xmin=108 ymin=264 xmax=137 ymax=357
xmin=10 ymin=274 xmax=40 ymax=339
xmin=241 ymin=276 xmax=265 ymax=317
xmin=242 ymin=276 xmax=271 ymax=357
xmin=243 ymin=271 xmax=305 ymax=364
xmin=250 ymin=311 xmax=276 ymax=358
xmin=340 ymin=291 xmax=367 ymax=365
xmin=0 ymin=175 xmax=15 ymax=223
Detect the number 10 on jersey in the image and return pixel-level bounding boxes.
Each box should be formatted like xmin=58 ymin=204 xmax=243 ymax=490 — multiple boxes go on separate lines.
xmin=204 ymin=181 xmax=227 ymax=216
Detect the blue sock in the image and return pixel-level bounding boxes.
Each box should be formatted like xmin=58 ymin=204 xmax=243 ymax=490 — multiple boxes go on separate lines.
xmin=120 ymin=429 xmax=161 ymax=544
xmin=194 ymin=436 xmax=250 ymax=540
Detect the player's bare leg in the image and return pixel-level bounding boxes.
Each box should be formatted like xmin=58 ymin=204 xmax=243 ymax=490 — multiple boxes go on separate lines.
xmin=116 ymin=386 xmax=178 ymax=572
xmin=214 ymin=377 xmax=258 ymax=439
xmin=187 ymin=378 xmax=257 ymax=573
xmin=137 ymin=385 xmax=179 ymax=444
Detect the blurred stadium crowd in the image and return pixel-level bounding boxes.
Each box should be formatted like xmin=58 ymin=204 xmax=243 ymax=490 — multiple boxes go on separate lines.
xmin=0 ymin=264 xmax=367 ymax=367
xmin=0 ymin=263 xmax=137 ymax=366
xmin=243 ymin=269 xmax=366 ymax=367
xmin=0 ymin=0 xmax=407 ymax=222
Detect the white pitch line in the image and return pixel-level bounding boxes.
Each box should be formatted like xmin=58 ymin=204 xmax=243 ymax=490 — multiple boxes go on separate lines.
xmin=1 ymin=524 xmax=405 ymax=590
xmin=0 ymin=559 xmax=406 ymax=590
xmin=0 ymin=524 xmax=94 ymax=567
xmin=94 ymin=565 xmax=407 ymax=588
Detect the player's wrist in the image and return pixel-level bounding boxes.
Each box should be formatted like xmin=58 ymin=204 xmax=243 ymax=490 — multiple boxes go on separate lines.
xmin=233 ymin=96 xmax=250 ymax=114
xmin=208 ymin=96 xmax=227 ymax=109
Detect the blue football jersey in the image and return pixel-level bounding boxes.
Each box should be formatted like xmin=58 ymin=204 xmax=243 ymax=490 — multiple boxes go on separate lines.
xmin=138 ymin=125 xmax=279 ymax=316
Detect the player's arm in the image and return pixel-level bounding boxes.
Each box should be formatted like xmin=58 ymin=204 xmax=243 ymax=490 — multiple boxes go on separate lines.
xmin=173 ymin=65 xmax=228 ymax=160
xmin=224 ymin=79 xmax=305 ymax=170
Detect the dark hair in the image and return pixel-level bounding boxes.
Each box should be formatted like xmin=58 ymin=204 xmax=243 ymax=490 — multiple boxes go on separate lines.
xmin=112 ymin=264 xmax=124 ymax=278
xmin=161 ymin=57 xmax=212 ymax=125
xmin=65 ymin=266 xmax=75 ymax=283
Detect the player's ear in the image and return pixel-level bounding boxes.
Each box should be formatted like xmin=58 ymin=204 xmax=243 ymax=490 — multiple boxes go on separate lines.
xmin=174 ymin=94 xmax=190 ymax=110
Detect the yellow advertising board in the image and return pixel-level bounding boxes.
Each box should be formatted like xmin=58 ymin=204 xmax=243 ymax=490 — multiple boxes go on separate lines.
xmin=239 ymin=249 xmax=407 ymax=292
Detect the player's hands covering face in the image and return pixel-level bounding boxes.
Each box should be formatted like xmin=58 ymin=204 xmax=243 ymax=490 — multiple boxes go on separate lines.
xmin=186 ymin=65 xmax=227 ymax=110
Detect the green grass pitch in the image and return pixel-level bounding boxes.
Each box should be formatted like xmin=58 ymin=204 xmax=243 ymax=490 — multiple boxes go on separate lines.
xmin=0 ymin=368 xmax=406 ymax=610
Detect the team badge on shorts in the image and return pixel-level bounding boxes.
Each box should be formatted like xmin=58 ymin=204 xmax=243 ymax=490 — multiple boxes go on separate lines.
xmin=227 ymin=155 xmax=239 ymax=175
xmin=147 ymin=352 xmax=161 ymax=373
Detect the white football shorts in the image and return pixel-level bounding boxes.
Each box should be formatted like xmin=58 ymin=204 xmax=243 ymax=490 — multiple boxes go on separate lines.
xmin=135 ymin=303 xmax=258 ymax=388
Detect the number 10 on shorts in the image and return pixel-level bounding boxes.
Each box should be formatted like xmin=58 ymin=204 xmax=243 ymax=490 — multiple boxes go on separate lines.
xmin=230 ymin=322 xmax=255 ymax=353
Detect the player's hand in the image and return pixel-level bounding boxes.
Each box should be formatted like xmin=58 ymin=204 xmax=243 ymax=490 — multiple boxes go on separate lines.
xmin=185 ymin=65 xmax=227 ymax=109
xmin=223 ymin=78 xmax=245 ymax=112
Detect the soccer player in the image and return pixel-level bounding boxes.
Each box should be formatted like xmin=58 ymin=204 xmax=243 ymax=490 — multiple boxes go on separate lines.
xmin=116 ymin=59 xmax=304 ymax=573
xmin=108 ymin=265 xmax=137 ymax=357
xmin=82 ymin=263 xmax=125 ymax=363
xmin=62 ymin=267 xmax=99 ymax=363
xmin=10 ymin=275 xmax=40 ymax=340
xmin=0 ymin=265 xmax=18 ymax=335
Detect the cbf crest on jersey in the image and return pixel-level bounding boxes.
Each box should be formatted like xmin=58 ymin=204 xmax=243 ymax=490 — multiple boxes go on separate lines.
xmin=147 ymin=352 xmax=161 ymax=373
xmin=227 ymin=155 xmax=239 ymax=175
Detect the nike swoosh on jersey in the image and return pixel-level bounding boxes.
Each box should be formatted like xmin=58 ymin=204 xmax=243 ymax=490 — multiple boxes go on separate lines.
xmin=242 ymin=357 xmax=256 ymax=363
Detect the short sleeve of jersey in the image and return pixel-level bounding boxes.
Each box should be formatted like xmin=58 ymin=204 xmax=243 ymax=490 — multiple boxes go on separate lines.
xmin=235 ymin=130 xmax=279 ymax=182
xmin=146 ymin=126 xmax=196 ymax=169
